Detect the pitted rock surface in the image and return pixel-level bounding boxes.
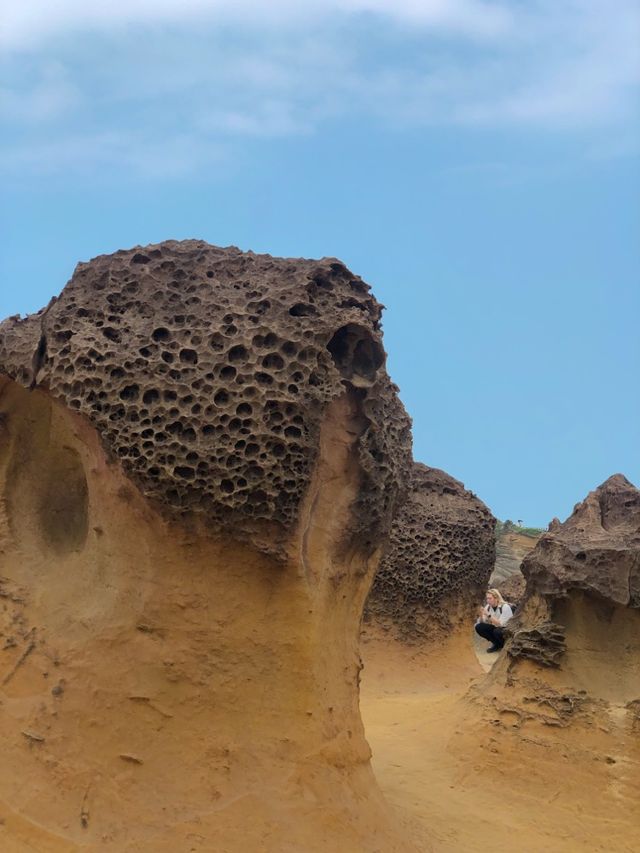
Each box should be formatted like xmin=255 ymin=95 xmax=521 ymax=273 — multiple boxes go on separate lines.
xmin=0 ymin=241 xmax=412 ymax=557
xmin=498 ymin=572 xmax=526 ymax=606
xmin=521 ymin=474 xmax=640 ymax=608
xmin=507 ymin=621 xmax=566 ymax=667
xmin=365 ymin=463 xmax=495 ymax=639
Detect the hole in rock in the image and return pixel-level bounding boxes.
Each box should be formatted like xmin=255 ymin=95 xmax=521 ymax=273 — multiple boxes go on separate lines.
xmin=179 ymin=348 xmax=198 ymax=365
xmin=262 ymin=353 xmax=284 ymax=370
xmin=228 ymin=345 xmax=248 ymax=363
xmin=326 ymin=324 xmax=384 ymax=385
xmin=289 ymin=303 xmax=317 ymax=317
xmin=120 ymin=384 xmax=140 ymax=401
xmin=152 ymin=327 xmax=171 ymax=342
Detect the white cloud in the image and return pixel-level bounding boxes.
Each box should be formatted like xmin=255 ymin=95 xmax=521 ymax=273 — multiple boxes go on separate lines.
xmin=3 ymin=1 xmax=512 ymax=49
xmin=1 ymin=129 xmax=229 ymax=180
xmin=2 ymin=1 xmax=638 ymax=178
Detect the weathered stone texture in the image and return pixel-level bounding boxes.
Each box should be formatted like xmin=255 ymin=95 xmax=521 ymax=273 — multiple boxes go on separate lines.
xmin=507 ymin=474 xmax=640 ymax=668
xmin=521 ymin=474 xmax=640 ymax=608
xmin=0 ymin=241 xmax=412 ymax=558
xmin=365 ymin=463 xmax=496 ymax=638
xmin=507 ymin=621 xmax=566 ymax=667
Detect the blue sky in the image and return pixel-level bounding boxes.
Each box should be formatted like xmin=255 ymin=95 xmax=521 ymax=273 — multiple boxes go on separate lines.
xmin=1 ymin=1 xmax=639 ymax=526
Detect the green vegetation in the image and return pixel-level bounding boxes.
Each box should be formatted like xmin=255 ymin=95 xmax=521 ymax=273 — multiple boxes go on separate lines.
xmin=495 ymin=519 xmax=545 ymax=539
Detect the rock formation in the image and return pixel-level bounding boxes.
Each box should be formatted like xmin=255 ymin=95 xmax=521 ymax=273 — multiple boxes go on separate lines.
xmin=507 ymin=473 xmax=639 ymax=677
xmin=490 ymin=527 xmax=540 ymax=605
xmin=448 ymin=475 xmax=640 ymax=851
xmin=462 ymin=475 xmax=640 ymax=832
xmin=365 ymin=463 xmax=496 ymax=641
xmin=0 ymin=241 xmax=415 ymax=852
xmin=495 ymin=570 xmax=526 ymax=607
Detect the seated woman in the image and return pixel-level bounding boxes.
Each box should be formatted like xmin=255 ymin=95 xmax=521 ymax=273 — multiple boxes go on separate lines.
xmin=475 ymin=588 xmax=513 ymax=653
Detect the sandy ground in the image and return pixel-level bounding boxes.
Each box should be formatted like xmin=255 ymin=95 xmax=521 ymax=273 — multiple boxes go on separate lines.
xmin=360 ymin=629 xmax=640 ymax=853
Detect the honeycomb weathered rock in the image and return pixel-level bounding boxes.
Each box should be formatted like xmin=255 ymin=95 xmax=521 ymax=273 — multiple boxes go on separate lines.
xmin=0 ymin=242 xmax=417 ymax=852
xmin=365 ymin=463 xmax=496 ymax=640
xmin=0 ymin=240 xmax=412 ymax=558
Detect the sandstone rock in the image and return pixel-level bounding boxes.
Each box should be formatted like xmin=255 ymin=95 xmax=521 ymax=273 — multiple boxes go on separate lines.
xmin=506 ymin=620 xmax=566 ymax=667
xmin=497 ymin=571 xmax=526 ymax=606
xmin=365 ymin=463 xmax=495 ymax=641
xmin=0 ymin=241 xmax=410 ymax=560
xmin=500 ymin=475 xmax=640 ymax=701
xmin=466 ymin=477 xmax=640 ymax=822
xmin=521 ymin=474 xmax=640 ymax=607
xmin=0 ymin=241 xmax=408 ymax=553
xmin=492 ymin=529 xmax=539 ymax=584
xmin=0 ymin=242 xmax=415 ymax=852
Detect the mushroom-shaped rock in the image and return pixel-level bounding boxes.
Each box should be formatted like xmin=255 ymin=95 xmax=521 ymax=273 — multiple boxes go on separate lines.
xmin=365 ymin=463 xmax=496 ymax=642
xmin=0 ymin=241 xmax=415 ymax=853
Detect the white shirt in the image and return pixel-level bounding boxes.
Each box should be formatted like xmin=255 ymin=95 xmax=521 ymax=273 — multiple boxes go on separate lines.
xmin=479 ymin=603 xmax=513 ymax=627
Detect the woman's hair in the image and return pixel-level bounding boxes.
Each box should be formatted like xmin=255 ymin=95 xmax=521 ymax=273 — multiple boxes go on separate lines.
xmin=487 ymin=588 xmax=505 ymax=606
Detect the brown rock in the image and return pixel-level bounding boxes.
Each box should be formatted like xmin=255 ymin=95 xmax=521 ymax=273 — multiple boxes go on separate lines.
xmin=365 ymin=463 xmax=495 ymax=641
xmin=466 ymin=477 xmax=640 ymax=822
xmin=501 ymin=475 xmax=640 ymax=699
xmin=493 ymin=529 xmax=540 ymax=582
xmin=0 ymin=240 xmax=411 ymax=560
xmin=0 ymin=242 xmax=416 ymax=852
xmin=496 ymin=571 xmax=526 ymax=607
xmin=521 ymin=473 xmax=640 ymax=608
xmin=506 ymin=620 xmax=566 ymax=667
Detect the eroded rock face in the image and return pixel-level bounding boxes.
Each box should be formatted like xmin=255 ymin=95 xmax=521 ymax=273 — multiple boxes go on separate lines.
xmin=497 ymin=475 xmax=640 ymax=697
xmin=0 ymin=243 xmax=415 ymax=853
xmin=521 ymin=474 xmax=640 ymax=608
xmin=466 ymin=477 xmax=640 ymax=824
xmin=365 ymin=463 xmax=496 ymax=640
xmin=0 ymin=241 xmax=410 ymax=559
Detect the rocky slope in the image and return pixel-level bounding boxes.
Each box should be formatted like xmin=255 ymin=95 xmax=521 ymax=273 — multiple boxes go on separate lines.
xmin=0 ymin=241 xmax=415 ymax=853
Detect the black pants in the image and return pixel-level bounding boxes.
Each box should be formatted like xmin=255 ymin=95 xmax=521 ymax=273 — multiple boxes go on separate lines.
xmin=475 ymin=621 xmax=505 ymax=648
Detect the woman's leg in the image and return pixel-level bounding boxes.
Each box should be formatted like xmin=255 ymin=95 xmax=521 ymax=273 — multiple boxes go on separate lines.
xmin=474 ymin=622 xmax=505 ymax=650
